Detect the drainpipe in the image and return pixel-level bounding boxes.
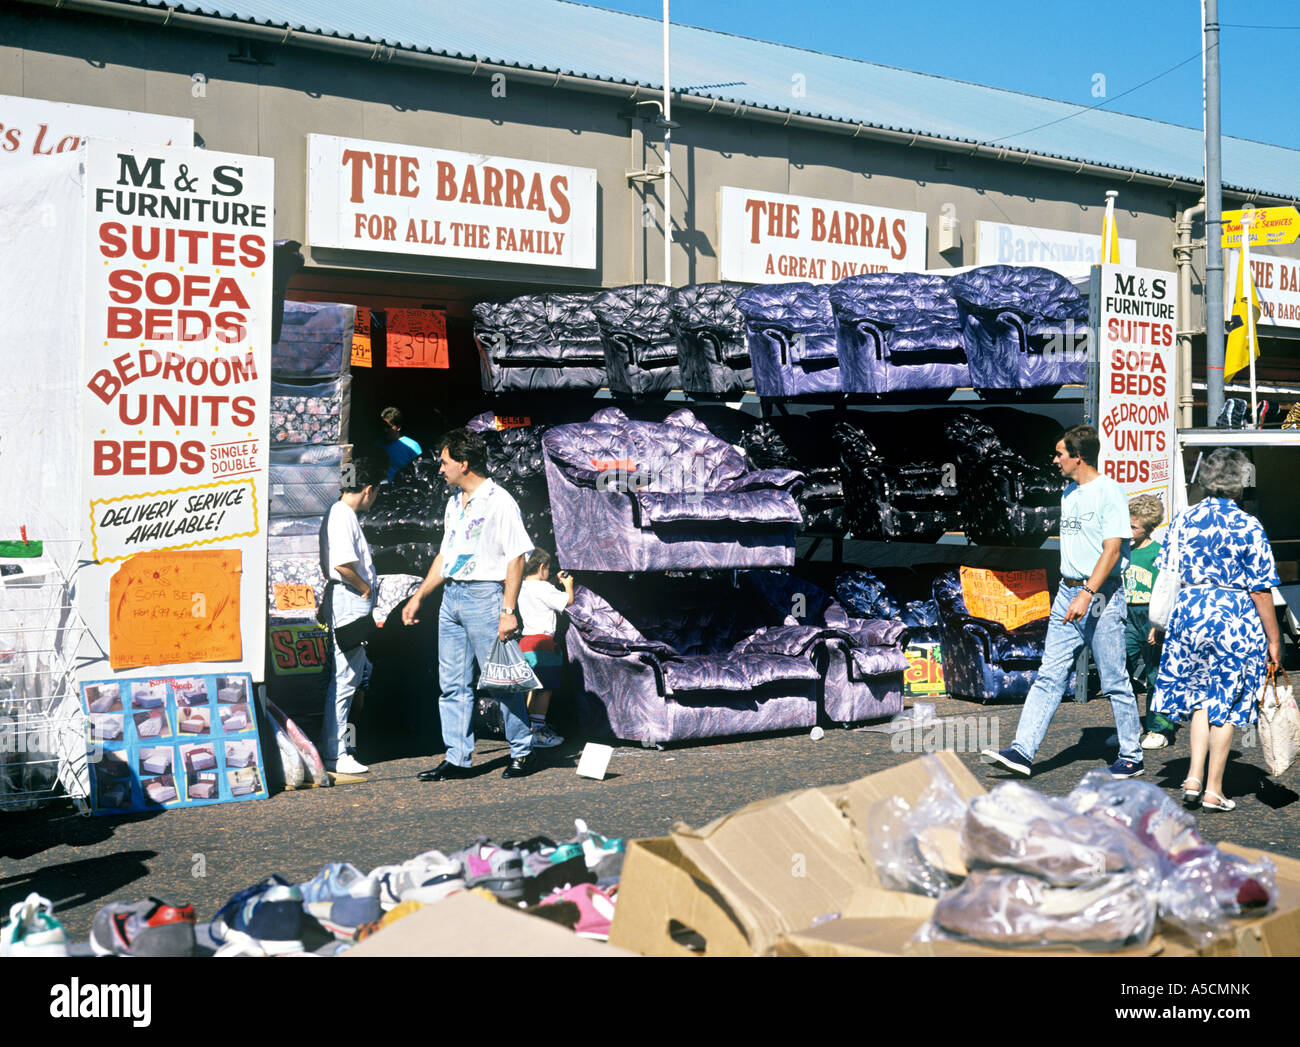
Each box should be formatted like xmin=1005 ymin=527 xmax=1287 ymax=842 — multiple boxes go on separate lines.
xmin=1175 ymin=199 xmax=1205 ymax=429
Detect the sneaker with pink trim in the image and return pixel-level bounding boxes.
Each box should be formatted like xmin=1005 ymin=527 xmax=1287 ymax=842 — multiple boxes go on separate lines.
xmin=449 ymin=838 xmax=525 ymax=904
xmin=539 ymin=883 xmax=616 ymax=940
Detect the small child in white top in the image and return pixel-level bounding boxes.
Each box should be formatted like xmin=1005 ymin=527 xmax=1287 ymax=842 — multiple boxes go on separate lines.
xmin=517 ymin=549 xmax=575 ymax=749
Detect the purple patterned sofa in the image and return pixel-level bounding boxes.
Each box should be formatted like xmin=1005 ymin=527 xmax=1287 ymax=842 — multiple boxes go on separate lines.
xmin=566 ymin=572 xmax=907 ymax=745
xmin=736 ymin=283 xmax=840 ymax=396
xmin=542 ymin=408 xmax=804 ymax=571
xmin=933 ymin=568 xmax=1073 ymax=703
xmin=593 ymin=284 xmax=681 ymax=395
xmin=835 ymin=569 xmax=941 ymax=645
xmin=830 ymin=273 xmax=970 ymax=394
xmin=947 ymin=266 xmax=1090 ymax=391
xmin=472 ymin=293 xmax=607 ymax=392
xmin=669 ymin=282 xmax=752 ymax=395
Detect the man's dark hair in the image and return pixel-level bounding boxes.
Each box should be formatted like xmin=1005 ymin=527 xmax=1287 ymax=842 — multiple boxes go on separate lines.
xmin=440 ymin=428 xmax=489 ymax=475
xmin=380 ymin=406 xmax=404 ymax=429
xmin=1061 ymin=425 xmax=1100 ymax=468
xmin=342 ymin=456 xmax=385 ymax=493
xmin=524 ymin=548 xmax=552 ymax=576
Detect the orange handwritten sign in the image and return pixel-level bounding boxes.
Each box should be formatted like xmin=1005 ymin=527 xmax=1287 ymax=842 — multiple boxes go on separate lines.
xmin=352 ymin=307 xmax=372 ymax=368
xmin=494 ymin=415 xmax=532 ymax=430
xmin=109 ymin=549 xmax=242 ymax=669
xmin=274 ymin=583 xmax=317 ymax=611
xmin=960 ymin=567 xmax=1050 ymax=632
xmin=387 ymin=308 xmax=449 ymax=369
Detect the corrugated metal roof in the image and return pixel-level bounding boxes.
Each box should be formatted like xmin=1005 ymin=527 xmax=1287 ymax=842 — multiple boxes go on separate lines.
xmin=94 ymin=0 xmax=1300 ymax=199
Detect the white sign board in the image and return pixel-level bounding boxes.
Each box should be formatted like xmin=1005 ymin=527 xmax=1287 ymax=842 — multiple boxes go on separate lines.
xmin=717 ymin=186 xmax=925 ymax=283
xmin=0 ymin=94 xmax=193 ymax=162
xmin=307 ymin=134 xmax=597 ymax=268
xmin=81 ymin=141 xmax=273 ymax=678
xmin=1225 ymin=250 xmax=1300 ymax=330
xmin=1095 ymin=264 xmax=1178 ymax=514
xmin=977 ymin=220 xmax=1136 ymax=277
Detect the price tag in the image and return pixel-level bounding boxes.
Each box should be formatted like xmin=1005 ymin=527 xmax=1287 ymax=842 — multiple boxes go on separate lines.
xmin=387 ymin=308 xmax=449 ymax=369
xmin=274 ymin=583 xmax=317 ymax=611
xmin=352 ymin=308 xmax=372 ymax=368
xmin=494 ymin=415 xmax=532 ymax=430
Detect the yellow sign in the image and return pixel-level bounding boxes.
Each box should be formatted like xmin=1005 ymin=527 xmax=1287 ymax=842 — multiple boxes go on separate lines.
xmin=1221 ymin=206 xmax=1300 ymax=248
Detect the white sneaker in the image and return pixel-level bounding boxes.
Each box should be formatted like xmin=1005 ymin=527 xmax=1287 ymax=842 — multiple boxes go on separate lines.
xmin=369 ymin=850 xmax=466 ymax=909
xmin=1141 ymin=732 xmax=1171 ymax=750
xmin=0 ymin=893 xmax=69 ymax=956
xmin=531 ymin=724 xmax=565 ymax=749
xmin=328 ymin=754 xmax=370 ymax=774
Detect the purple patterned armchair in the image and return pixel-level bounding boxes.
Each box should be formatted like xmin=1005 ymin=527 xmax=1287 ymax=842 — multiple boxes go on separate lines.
xmin=830 ymin=273 xmax=970 ymax=394
xmin=736 ymin=283 xmax=840 ymax=396
xmin=566 ymin=572 xmax=907 ymax=745
xmin=947 ymin=266 xmax=1090 ymax=392
xmin=669 ymin=282 xmax=752 ymax=396
xmin=593 ymin=284 xmax=681 ymax=395
xmin=542 ymin=408 xmax=804 ymax=571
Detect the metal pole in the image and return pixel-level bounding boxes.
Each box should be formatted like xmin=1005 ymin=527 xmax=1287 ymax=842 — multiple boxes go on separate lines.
xmin=1204 ymin=0 xmax=1226 ymax=425
xmin=1242 ymin=211 xmax=1257 ymax=425
xmin=662 ymin=0 xmax=672 ymax=287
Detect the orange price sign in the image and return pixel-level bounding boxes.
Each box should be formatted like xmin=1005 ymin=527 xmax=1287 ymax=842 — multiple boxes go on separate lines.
xmin=494 ymin=415 xmax=533 ymax=430
xmin=274 ymin=583 xmax=318 ymax=611
xmin=352 ymin=307 xmax=372 ymax=368
xmin=387 ymin=308 xmax=449 ymax=369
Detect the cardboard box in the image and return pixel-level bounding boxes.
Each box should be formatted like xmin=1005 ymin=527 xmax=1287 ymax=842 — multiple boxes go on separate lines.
xmin=609 ymin=752 xmax=1300 ymax=958
xmin=344 ymin=892 xmax=637 ymax=957
xmin=608 ymin=753 xmax=982 ymax=956
xmin=903 ymin=642 xmax=945 ymax=696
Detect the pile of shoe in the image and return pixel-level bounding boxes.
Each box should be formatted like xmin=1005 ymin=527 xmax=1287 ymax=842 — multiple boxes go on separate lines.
xmin=2 ymin=820 xmax=630 ymax=957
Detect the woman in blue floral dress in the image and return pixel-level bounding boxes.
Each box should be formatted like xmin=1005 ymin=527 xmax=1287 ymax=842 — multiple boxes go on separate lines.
xmin=1150 ymin=449 xmax=1282 ymax=812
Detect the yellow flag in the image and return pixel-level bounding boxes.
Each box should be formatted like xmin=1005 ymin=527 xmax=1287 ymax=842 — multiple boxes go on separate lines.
xmin=1102 ymin=196 xmax=1121 ymax=264
xmin=1224 ymin=253 xmax=1261 ymax=381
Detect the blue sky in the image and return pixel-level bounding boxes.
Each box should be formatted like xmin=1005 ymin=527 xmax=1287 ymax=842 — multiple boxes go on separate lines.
xmin=583 ymin=0 xmax=1300 ymax=152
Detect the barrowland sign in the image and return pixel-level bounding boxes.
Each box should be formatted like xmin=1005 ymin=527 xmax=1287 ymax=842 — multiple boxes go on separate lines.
xmin=307 ymin=134 xmax=597 ymax=268
xmin=1225 ymin=251 xmax=1300 ymax=330
xmin=0 ymin=93 xmax=193 ymax=163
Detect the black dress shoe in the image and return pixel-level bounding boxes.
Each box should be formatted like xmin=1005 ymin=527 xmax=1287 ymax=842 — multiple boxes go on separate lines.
xmin=417 ymin=760 xmax=473 ymax=782
xmin=501 ymin=754 xmax=537 ymax=780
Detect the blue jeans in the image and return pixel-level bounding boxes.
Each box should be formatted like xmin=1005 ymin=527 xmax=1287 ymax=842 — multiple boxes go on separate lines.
xmin=1012 ymin=580 xmax=1143 ymax=764
xmin=438 ymin=580 xmax=533 ymax=766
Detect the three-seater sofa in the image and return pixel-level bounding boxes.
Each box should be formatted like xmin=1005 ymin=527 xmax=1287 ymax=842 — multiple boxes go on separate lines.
xmin=566 ymin=572 xmax=908 ymax=745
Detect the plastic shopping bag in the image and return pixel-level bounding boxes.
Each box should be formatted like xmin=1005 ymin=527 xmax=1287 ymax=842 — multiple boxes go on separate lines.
xmin=479 ymin=638 xmax=543 ymax=692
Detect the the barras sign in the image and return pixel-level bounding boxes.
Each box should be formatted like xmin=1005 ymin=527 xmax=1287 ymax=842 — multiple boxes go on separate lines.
xmin=306 ymin=134 xmax=597 ymax=269
xmin=717 ymin=186 xmax=925 ymax=283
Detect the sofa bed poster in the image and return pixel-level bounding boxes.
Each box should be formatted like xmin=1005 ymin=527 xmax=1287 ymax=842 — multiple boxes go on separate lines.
xmin=80 ymin=672 xmax=268 ymax=815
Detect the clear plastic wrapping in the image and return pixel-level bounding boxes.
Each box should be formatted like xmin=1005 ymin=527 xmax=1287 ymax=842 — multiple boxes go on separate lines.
xmin=865 ymin=758 xmax=968 ymax=897
xmin=931 ymin=870 xmax=1156 ymax=950
xmin=1068 ymin=770 xmax=1277 ymax=947
xmin=961 ymin=782 xmax=1161 ymax=887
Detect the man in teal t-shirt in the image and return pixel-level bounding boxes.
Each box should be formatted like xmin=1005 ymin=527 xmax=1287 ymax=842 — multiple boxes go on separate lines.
xmin=982 ymin=425 xmax=1145 ymax=780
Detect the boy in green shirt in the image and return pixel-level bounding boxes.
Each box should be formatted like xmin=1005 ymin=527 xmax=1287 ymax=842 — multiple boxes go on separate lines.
xmin=1125 ymin=495 xmax=1176 ymax=749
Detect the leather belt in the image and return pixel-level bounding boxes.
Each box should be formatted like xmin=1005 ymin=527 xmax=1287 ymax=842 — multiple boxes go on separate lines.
xmin=1062 ymin=577 xmax=1088 ymax=587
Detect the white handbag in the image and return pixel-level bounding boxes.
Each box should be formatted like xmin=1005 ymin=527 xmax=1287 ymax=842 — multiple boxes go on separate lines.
xmin=1147 ymin=514 xmax=1182 ymax=631
xmin=1257 ymin=666 xmax=1300 ymax=778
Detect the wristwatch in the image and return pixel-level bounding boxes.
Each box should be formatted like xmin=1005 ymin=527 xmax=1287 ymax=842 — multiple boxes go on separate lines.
xmin=500 ymin=606 xmax=516 ymax=616
xmin=1081 ymin=584 xmax=1096 ymax=596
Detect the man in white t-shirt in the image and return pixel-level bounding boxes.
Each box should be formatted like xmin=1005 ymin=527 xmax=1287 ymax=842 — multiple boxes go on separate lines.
xmin=318 ymin=457 xmax=383 ymax=775
xmin=402 ymin=428 xmax=536 ymax=781
xmin=981 ymin=425 xmax=1145 ymax=781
